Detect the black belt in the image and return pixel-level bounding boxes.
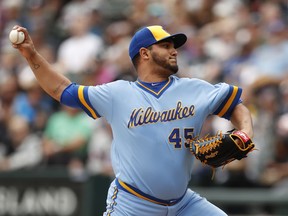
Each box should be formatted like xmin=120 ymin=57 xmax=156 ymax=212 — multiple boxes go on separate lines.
xmin=115 ymin=178 xmax=185 ymax=206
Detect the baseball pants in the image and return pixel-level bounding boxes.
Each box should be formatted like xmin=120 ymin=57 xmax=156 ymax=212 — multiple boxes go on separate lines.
xmin=103 ymin=179 xmax=227 ymax=216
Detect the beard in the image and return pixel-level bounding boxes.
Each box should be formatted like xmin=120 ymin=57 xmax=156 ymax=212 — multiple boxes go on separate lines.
xmin=151 ymin=52 xmax=179 ymax=75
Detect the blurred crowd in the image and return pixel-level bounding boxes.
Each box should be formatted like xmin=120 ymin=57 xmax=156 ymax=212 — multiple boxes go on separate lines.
xmin=0 ymin=0 xmax=288 ymax=203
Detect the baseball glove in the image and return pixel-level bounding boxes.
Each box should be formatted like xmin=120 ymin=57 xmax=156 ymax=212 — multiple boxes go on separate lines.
xmin=190 ymin=129 xmax=255 ymax=168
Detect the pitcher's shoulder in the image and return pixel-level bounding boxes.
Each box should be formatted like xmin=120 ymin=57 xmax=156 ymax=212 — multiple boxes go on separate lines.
xmin=172 ymin=76 xmax=213 ymax=87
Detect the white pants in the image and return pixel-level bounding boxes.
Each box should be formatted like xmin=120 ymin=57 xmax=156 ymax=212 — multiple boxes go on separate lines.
xmin=103 ymin=179 xmax=227 ymax=216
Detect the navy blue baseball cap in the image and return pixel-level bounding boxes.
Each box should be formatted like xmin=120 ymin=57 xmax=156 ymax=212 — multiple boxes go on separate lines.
xmin=129 ymin=25 xmax=187 ymax=60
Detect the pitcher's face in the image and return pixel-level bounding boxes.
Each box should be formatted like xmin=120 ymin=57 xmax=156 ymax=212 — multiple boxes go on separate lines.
xmin=150 ymin=41 xmax=179 ymax=75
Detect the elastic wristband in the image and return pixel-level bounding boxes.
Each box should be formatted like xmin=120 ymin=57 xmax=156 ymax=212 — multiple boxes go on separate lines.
xmin=233 ymin=131 xmax=250 ymax=142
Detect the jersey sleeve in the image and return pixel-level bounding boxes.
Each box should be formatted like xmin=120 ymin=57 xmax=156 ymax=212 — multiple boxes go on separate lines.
xmin=210 ymin=83 xmax=242 ymax=120
xmin=60 ymin=83 xmax=112 ymax=120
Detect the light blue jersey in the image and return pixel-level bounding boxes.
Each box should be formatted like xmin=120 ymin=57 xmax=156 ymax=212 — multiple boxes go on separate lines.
xmin=61 ymin=75 xmax=241 ymax=201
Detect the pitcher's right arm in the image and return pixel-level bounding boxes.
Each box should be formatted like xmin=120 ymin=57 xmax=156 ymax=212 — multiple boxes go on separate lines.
xmin=11 ymin=26 xmax=71 ymax=101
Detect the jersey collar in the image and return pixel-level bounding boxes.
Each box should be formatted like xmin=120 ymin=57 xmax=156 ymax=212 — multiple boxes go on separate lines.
xmin=135 ymin=76 xmax=173 ymax=98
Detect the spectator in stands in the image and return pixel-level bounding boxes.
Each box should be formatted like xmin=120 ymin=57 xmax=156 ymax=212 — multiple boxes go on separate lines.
xmin=0 ymin=115 xmax=42 ymax=171
xmin=0 ymin=75 xmax=19 ymax=128
xmin=42 ymin=105 xmax=94 ymax=169
xmin=239 ymin=2 xmax=288 ymax=85
xmin=244 ymin=77 xmax=281 ymax=182
xmin=279 ymin=78 xmax=288 ymax=114
xmin=86 ymin=118 xmax=114 ymax=177
xmin=99 ymin=20 xmax=134 ymax=82
xmin=13 ymin=77 xmax=54 ymax=133
xmin=56 ymin=5 xmax=104 ymax=83
xmin=0 ymin=47 xmax=21 ymax=81
xmin=259 ymin=96 xmax=288 ymax=187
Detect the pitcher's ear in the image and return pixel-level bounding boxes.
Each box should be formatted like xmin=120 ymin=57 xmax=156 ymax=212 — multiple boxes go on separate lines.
xmin=139 ymin=47 xmax=150 ymax=60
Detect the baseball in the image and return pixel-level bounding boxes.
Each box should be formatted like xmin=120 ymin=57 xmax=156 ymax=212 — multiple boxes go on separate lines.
xmin=9 ymin=29 xmax=25 ymax=44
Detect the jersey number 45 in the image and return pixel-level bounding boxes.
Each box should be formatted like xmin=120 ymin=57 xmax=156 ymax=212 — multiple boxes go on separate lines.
xmin=169 ymin=128 xmax=194 ymax=149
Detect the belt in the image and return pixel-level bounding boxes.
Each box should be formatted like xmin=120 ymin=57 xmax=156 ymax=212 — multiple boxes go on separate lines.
xmin=115 ymin=178 xmax=185 ymax=206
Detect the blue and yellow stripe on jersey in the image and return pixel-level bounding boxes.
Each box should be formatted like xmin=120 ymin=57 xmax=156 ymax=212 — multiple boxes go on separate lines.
xmin=213 ymin=85 xmax=242 ymax=119
xmin=77 ymin=85 xmax=100 ymax=119
xmin=116 ymin=179 xmax=185 ymax=206
xmin=60 ymin=83 xmax=100 ymax=119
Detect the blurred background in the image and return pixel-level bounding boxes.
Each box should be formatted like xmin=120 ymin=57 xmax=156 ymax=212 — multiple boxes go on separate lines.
xmin=0 ymin=0 xmax=288 ymax=215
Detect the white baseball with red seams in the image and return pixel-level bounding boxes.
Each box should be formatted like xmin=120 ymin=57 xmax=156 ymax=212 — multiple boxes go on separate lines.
xmin=9 ymin=30 xmax=25 ymax=44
